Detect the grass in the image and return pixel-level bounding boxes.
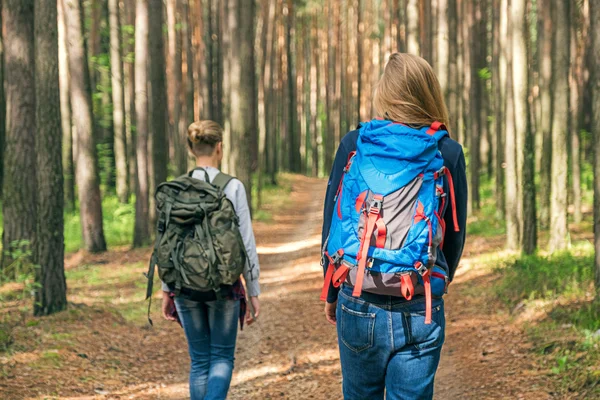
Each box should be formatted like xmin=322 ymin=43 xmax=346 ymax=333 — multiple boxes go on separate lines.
xmin=490 ymin=240 xmax=600 ymax=397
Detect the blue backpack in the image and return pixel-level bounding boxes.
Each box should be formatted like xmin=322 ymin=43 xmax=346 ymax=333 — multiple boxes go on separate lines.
xmin=321 ymin=119 xmax=459 ymax=324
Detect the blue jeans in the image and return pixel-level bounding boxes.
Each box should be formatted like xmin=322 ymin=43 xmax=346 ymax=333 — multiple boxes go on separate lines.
xmin=337 ymin=285 xmax=445 ymax=400
xmin=175 ymin=297 xmax=240 ymax=400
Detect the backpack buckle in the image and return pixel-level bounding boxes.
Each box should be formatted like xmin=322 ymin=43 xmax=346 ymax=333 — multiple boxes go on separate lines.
xmin=330 ymin=249 xmax=344 ymax=264
xmin=414 ymin=262 xmax=428 ymax=276
xmin=370 ymin=197 xmax=383 ymax=215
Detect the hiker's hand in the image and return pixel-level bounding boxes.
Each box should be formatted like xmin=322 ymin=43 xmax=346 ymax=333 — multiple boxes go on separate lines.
xmin=325 ymin=301 xmax=337 ymax=325
xmin=246 ymin=296 xmax=260 ymax=325
xmin=162 ymin=291 xmax=176 ymax=321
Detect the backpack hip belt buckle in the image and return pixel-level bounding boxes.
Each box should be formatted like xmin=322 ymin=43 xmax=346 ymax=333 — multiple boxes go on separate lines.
xmin=415 ymin=261 xmax=428 ymax=276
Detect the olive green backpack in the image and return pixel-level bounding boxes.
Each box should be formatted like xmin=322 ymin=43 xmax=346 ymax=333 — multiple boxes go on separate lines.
xmin=145 ymin=168 xmax=247 ymax=323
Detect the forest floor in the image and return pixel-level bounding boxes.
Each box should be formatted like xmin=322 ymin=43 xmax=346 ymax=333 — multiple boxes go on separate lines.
xmin=0 ymin=175 xmax=596 ymax=399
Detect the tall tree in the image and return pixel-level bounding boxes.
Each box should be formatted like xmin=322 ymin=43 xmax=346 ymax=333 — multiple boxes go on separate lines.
xmin=108 ymin=0 xmax=128 ymax=203
xmin=34 ymin=0 xmax=67 ymax=315
xmin=502 ymin=0 xmax=520 ymax=250
xmin=569 ymin=3 xmax=582 ymax=224
xmin=538 ymin=0 xmax=553 ymax=228
xmin=1 ymin=0 xmax=38 ymax=270
xmin=58 ymin=0 xmax=75 ymax=212
xmin=437 ymin=0 xmax=449 ymax=96
xmin=167 ymin=0 xmax=185 ymax=175
xmin=228 ymin=0 xmax=256 ymax=205
xmin=63 ymin=0 xmax=107 ymax=253
xmin=549 ymin=0 xmax=570 ymax=252
xmin=0 ymin=8 xmax=5 ymax=199
xmin=133 ymin=0 xmax=150 ymax=247
xmin=286 ymin=0 xmax=300 ymax=173
xmin=591 ymin=0 xmax=600 ymax=295
xmin=492 ymin=0 xmax=505 ymax=218
xmin=512 ymin=0 xmax=536 ymax=253
xmin=149 ymin=0 xmax=168 ymax=186
xmin=124 ymin=0 xmax=137 ymax=195
xmin=406 ymin=0 xmax=420 ymax=55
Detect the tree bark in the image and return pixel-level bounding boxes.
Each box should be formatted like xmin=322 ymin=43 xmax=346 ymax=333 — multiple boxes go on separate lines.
xmin=1 ymin=0 xmax=38 ymax=271
xmin=286 ymin=0 xmax=300 ymax=173
xmin=63 ymin=0 xmax=107 ymax=253
xmin=570 ymin=3 xmax=582 ymax=224
xmin=149 ymin=0 xmax=169 ymax=187
xmin=492 ymin=0 xmax=505 ymax=218
xmin=538 ymin=0 xmax=553 ymax=228
xmin=512 ymin=0 xmax=536 ymax=254
xmin=58 ymin=0 xmax=75 ymax=212
xmin=437 ymin=0 xmax=449 ymax=95
xmin=0 ymin=10 xmax=5 ymax=199
xmin=133 ymin=0 xmax=150 ymax=247
xmin=406 ymin=0 xmax=420 ymax=55
xmin=34 ymin=0 xmax=67 ymax=315
xmin=124 ymin=0 xmax=137 ymax=201
xmin=502 ymin=0 xmax=519 ymax=250
xmin=228 ymin=0 xmax=256 ymax=207
xmin=549 ymin=0 xmax=570 ymax=252
xmin=167 ymin=0 xmax=185 ymax=175
xmin=108 ymin=0 xmax=128 ymax=203
xmin=590 ymin=0 xmax=600 ymax=296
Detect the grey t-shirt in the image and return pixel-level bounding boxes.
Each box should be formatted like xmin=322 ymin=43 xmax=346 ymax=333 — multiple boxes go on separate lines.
xmin=161 ymin=167 xmax=261 ymax=297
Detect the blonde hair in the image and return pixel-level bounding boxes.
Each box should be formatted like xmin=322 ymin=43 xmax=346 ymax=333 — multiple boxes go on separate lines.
xmin=373 ymin=53 xmax=451 ymax=134
xmin=187 ymin=120 xmax=223 ymax=156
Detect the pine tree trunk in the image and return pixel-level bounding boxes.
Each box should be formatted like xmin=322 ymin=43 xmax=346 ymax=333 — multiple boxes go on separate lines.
xmin=228 ymin=0 xmax=256 ymax=207
xmin=590 ymin=0 xmax=600 ymax=296
xmin=437 ymin=0 xmax=449 ymax=95
xmin=124 ymin=0 xmax=137 ymax=196
xmin=406 ymin=0 xmax=420 ymax=55
xmin=447 ymin=0 xmax=458 ymax=136
xmin=1 ymin=0 xmax=38 ymax=271
xmin=310 ymin=16 xmax=319 ymax=177
xmin=149 ymin=0 xmax=169 ymax=186
xmin=34 ymin=0 xmax=67 ymax=315
xmin=356 ymin=0 xmax=363 ymax=120
xmin=467 ymin=0 xmax=481 ymax=213
xmin=512 ymin=0 xmax=536 ymax=254
xmin=503 ymin=0 xmax=520 ymax=250
xmin=0 ymin=10 xmax=5 ymax=199
xmin=108 ymin=0 xmax=129 ymax=203
xmin=63 ymin=0 xmax=107 ymax=253
xmin=286 ymin=0 xmax=300 ymax=173
xmin=570 ymin=4 xmax=582 ymax=224
xmin=133 ymin=0 xmax=151 ymax=247
xmin=549 ymin=0 xmax=570 ymax=252
xmin=492 ymin=0 xmax=505 ymax=218
xmin=183 ymin=1 xmax=194 ymax=128
xmin=166 ymin=0 xmax=185 ymax=175
xmin=538 ymin=0 xmax=553 ymax=228
xmin=58 ymin=0 xmax=75 ymax=212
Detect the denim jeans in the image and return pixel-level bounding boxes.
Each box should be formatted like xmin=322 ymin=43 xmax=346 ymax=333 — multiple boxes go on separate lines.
xmin=175 ymin=297 xmax=240 ymax=400
xmin=336 ymin=284 xmax=445 ymax=400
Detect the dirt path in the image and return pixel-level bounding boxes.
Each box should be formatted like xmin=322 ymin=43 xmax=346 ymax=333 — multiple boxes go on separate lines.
xmin=1 ymin=175 xmax=557 ymax=399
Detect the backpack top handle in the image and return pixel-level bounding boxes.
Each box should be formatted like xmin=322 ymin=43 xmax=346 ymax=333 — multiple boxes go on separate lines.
xmin=188 ymin=167 xmax=211 ymax=182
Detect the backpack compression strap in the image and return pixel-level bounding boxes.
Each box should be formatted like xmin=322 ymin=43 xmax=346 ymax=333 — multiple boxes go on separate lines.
xmin=353 ymin=194 xmax=383 ymax=297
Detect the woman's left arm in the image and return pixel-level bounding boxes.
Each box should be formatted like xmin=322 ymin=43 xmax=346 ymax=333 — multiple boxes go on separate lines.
xmin=233 ymin=181 xmax=261 ymax=298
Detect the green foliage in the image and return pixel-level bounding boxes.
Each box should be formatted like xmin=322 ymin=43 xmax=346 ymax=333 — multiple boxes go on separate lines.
xmin=64 ymin=196 xmax=135 ymax=253
xmin=494 ymin=242 xmax=594 ymax=306
xmin=467 ymin=177 xmax=506 ymax=237
xmin=251 ymin=173 xmax=293 ymax=222
xmin=0 ymin=240 xmax=40 ymax=301
xmin=478 ymin=67 xmax=491 ymax=81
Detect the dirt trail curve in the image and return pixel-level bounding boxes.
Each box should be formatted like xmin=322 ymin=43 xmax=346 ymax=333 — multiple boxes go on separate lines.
xmin=3 ymin=175 xmax=555 ymax=399
xmin=142 ymin=175 xmax=554 ymax=400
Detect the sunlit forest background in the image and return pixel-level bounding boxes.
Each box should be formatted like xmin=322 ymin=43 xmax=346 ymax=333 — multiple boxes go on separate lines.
xmin=1 ymin=0 xmax=600 ymax=398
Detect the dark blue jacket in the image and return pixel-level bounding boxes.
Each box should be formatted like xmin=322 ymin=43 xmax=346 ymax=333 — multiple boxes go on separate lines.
xmin=321 ymin=127 xmax=468 ymax=303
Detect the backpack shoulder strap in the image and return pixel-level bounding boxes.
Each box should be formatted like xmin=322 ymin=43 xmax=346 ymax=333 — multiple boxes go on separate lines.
xmin=426 ymin=121 xmax=449 ymax=142
xmin=211 ymin=172 xmax=235 ymax=190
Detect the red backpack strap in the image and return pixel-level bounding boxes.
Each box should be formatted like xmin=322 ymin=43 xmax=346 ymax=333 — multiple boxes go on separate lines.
xmin=353 ymin=195 xmax=383 ymax=297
